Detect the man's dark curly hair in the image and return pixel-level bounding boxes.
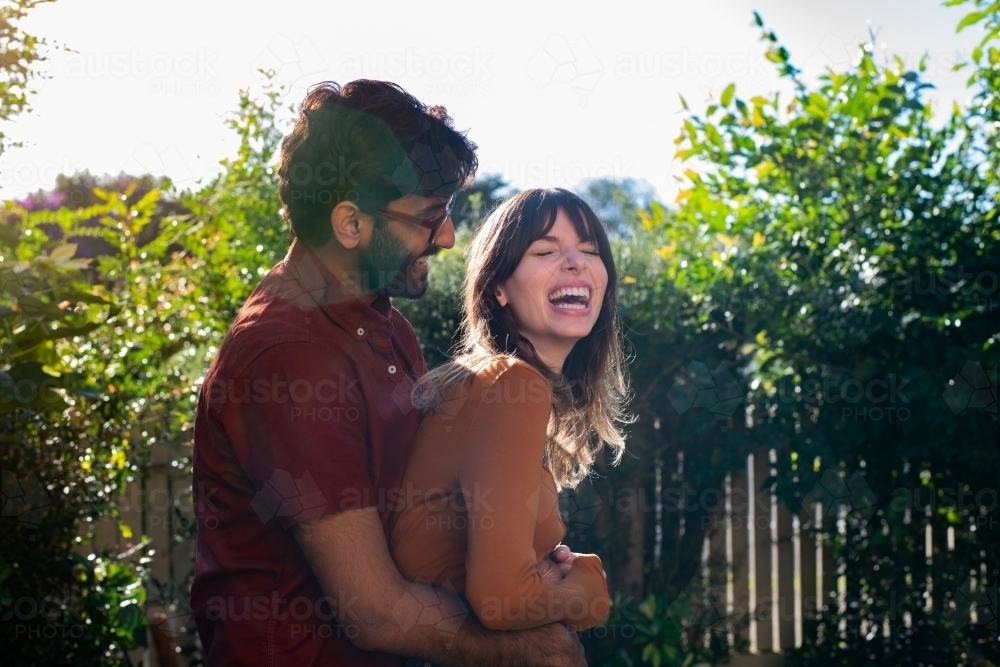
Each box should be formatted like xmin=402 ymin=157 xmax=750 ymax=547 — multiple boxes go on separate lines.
xmin=278 ymin=79 xmax=478 ymax=248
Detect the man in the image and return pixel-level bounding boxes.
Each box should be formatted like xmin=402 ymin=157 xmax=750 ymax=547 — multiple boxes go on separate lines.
xmin=191 ymin=80 xmax=586 ymax=666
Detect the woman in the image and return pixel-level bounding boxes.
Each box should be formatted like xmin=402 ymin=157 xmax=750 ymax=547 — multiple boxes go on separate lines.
xmin=389 ymin=188 xmax=630 ymax=633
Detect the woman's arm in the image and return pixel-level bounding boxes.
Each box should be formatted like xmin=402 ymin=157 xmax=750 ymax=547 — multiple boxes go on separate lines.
xmin=459 ymin=365 xmax=610 ymax=631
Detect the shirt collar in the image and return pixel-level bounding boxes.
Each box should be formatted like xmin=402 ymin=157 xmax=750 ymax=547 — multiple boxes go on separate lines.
xmin=284 ymin=238 xmax=394 ymax=340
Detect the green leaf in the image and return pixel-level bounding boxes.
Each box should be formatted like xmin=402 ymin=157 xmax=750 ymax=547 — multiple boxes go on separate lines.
xmin=721 ymin=82 xmax=736 ymax=107
xmin=48 ymin=243 xmax=78 ymax=262
xmin=956 ymin=9 xmax=986 ymax=32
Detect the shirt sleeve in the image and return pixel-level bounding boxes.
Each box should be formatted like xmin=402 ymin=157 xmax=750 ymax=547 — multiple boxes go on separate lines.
xmin=459 ymin=363 xmax=610 ymax=631
xmin=218 ymin=341 xmax=377 ymax=528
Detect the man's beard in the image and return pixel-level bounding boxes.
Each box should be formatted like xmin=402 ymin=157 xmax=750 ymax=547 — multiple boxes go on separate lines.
xmin=356 ymin=223 xmax=431 ymax=299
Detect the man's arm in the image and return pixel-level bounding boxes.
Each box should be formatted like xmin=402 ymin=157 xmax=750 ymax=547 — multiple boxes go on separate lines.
xmin=295 ymin=506 xmax=586 ymax=667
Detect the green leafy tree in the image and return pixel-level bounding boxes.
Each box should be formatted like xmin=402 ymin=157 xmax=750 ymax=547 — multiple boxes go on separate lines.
xmin=652 ymin=2 xmax=998 ymax=663
xmin=0 ymin=0 xmax=56 ymax=153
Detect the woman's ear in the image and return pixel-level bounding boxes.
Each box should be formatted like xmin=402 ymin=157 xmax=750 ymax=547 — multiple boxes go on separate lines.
xmin=330 ymin=201 xmax=365 ymax=249
xmin=494 ymin=284 xmax=508 ymax=308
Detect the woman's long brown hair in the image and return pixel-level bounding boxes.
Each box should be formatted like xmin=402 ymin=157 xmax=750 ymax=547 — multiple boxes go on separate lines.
xmin=412 ymin=188 xmax=631 ymax=489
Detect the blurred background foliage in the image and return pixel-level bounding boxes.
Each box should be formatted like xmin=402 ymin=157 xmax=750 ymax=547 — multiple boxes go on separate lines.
xmin=1 ymin=0 xmax=997 ymax=664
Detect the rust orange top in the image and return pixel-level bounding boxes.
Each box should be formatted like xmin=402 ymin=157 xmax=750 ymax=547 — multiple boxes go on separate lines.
xmin=388 ymin=356 xmax=610 ymax=631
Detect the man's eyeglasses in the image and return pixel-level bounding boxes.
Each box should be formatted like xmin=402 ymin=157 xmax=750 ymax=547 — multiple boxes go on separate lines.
xmin=376 ymin=196 xmax=455 ymax=244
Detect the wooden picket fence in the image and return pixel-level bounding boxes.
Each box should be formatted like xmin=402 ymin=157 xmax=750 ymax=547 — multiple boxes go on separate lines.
xmin=93 ymin=438 xmax=197 ymax=667
xmin=698 ymin=449 xmax=833 ymax=660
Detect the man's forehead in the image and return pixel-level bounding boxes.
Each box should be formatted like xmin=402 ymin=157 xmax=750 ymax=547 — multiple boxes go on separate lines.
xmin=394 ymin=192 xmax=454 ymax=213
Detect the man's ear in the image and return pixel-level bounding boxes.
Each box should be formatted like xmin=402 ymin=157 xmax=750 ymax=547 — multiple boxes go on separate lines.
xmin=330 ymin=201 xmax=365 ymax=249
xmin=494 ymin=283 xmax=508 ymax=308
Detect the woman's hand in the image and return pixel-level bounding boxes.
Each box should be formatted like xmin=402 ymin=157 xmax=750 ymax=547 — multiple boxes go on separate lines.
xmin=535 ymin=544 xmax=577 ymax=584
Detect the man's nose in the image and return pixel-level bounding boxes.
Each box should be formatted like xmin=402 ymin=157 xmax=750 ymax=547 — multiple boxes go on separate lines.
xmin=432 ymin=216 xmax=456 ymax=250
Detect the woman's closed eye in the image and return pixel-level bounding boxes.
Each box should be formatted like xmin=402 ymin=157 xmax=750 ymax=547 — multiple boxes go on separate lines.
xmin=533 ymin=246 xmax=600 ymax=257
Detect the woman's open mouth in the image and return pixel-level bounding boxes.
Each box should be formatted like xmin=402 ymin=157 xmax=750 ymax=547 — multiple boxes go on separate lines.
xmin=547 ymin=285 xmax=591 ymax=312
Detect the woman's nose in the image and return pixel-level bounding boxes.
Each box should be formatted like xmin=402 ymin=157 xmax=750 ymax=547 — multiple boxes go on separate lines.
xmin=563 ymin=247 xmax=585 ymax=271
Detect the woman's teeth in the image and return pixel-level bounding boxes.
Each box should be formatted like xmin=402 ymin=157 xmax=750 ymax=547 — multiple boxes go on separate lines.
xmin=548 ymin=286 xmax=590 ymax=310
xmin=548 ymin=286 xmax=590 ymax=301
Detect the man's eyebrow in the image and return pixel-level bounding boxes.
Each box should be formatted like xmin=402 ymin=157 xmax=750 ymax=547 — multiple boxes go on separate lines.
xmin=414 ymin=197 xmax=452 ymax=215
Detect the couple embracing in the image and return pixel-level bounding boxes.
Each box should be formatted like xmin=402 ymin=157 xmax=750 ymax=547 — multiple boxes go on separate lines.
xmin=191 ymin=79 xmax=630 ymax=667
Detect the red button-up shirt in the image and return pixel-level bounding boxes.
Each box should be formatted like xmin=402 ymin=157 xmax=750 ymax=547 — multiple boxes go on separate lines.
xmin=192 ymin=239 xmax=427 ymax=666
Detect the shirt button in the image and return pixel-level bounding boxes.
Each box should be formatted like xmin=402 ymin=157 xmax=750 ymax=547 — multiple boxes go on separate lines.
xmin=388 ymin=365 xmax=397 ymax=374
xmin=357 ymin=327 xmax=364 ymax=336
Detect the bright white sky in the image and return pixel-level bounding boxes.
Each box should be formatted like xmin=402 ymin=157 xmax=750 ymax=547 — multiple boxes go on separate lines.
xmin=1 ymin=0 xmax=984 ymax=204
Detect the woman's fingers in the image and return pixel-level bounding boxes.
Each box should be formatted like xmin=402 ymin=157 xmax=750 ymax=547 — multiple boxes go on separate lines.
xmin=536 ymin=555 xmax=565 ymax=583
xmin=551 ymin=544 xmax=575 ymax=564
